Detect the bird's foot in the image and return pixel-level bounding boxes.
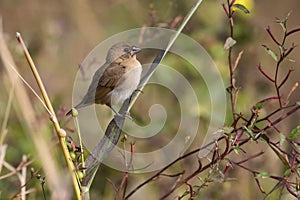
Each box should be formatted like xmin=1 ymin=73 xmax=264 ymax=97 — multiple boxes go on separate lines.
xmin=110 ymin=106 xmax=133 ymax=120
xmin=124 ymin=112 xmax=133 ymax=120
xmin=134 ymin=89 xmax=143 ymax=94
xmin=114 ymin=112 xmax=133 ymax=121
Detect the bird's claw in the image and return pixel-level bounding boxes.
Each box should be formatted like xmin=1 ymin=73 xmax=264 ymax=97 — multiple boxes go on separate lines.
xmin=113 ymin=111 xmax=133 ymax=121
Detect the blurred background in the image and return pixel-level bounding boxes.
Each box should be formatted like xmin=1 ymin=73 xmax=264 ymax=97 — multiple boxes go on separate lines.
xmin=0 ymin=0 xmax=299 ymax=199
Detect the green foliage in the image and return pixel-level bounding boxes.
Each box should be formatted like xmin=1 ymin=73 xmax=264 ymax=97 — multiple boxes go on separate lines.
xmin=1 ymin=0 xmax=300 ymax=199
xmin=257 ymin=172 xmax=269 ymax=179
xmin=290 ymin=125 xmax=300 ymax=140
xmin=262 ymin=45 xmax=278 ymax=61
xmin=232 ymin=3 xmax=250 ymax=14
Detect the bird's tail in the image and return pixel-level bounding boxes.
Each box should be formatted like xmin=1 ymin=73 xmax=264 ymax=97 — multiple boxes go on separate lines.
xmin=65 ymin=108 xmax=74 ymax=116
xmin=66 ymin=100 xmax=91 ymax=116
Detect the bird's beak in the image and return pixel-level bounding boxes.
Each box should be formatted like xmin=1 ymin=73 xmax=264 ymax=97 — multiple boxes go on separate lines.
xmin=131 ymin=46 xmax=141 ymax=56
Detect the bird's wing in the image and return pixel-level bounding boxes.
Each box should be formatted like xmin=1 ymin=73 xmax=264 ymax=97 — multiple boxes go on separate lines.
xmin=73 ymin=62 xmax=110 ymax=108
xmin=94 ymin=62 xmax=126 ymax=104
xmin=73 ymin=59 xmax=127 ymax=109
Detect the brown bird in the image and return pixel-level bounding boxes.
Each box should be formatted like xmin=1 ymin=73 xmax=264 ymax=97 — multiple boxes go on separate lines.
xmin=66 ymin=42 xmax=142 ymax=116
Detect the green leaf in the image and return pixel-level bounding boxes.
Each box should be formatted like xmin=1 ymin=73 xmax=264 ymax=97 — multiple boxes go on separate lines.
xmin=290 ymin=126 xmax=300 ymax=140
xmin=269 ymin=144 xmax=290 ymax=168
xmin=275 ymin=11 xmax=291 ymax=34
xmin=279 ymin=133 xmax=286 ymax=146
xmin=286 ymin=57 xmax=296 ymax=62
xmin=262 ymin=45 xmax=278 ymax=61
xmin=296 ymin=101 xmax=300 ymax=106
xmin=284 ymin=169 xmax=291 ymax=177
xmin=233 ymin=145 xmax=241 ymax=154
xmin=279 ymin=45 xmax=285 ymax=56
xmin=278 ymin=21 xmax=287 ymax=34
xmin=224 ymin=37 xmax=236 ymax=50
xmin=255 ymin=102 xmax=263 ymax=110
xmin=232 ymin=3 xmax=250 ymax=14
xmin=257 ymin=172 xmax=269 ymax=178
xmin=253 ymin=132 xmax=262 ymax=140
xmin=229 ymin=134 xmax=235 ymax=143
xmin=244 ymin=125 xmax=254 ymax=138
xmin=197 ymin=177 xmax=204 ymax=184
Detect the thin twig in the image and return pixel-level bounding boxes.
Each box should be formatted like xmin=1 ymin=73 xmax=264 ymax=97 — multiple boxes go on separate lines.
xmin=278 ymin=68 xmax=293 ymax=89
xmin=257 ymin=64 xmax=275 ymax=82
xmin=5 ymin=62 xmax=51 ymax=115
xmin=0 ymin=84 xmax=14 ymax=146
xmin=125 ymin=139 xmax=218 ymax=199
xmin=266 ymin=26 xmax=281 ymax=46
xmin=225 ymin=0 xmax=238 ymax=121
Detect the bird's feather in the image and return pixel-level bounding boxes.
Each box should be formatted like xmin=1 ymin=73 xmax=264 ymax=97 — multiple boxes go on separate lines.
xmin=66 ymin=42 xmax=141 ymax=116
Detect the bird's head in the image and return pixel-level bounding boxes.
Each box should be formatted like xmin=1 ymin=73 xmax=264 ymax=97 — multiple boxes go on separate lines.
xmin=106 ymin=42 xmax=141 ymax=62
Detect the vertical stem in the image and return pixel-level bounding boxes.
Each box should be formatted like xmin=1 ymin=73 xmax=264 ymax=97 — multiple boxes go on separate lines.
xmin=16 ymin=32 xmax=82 ymax=199
xmin=20 ymin=155 xmax=27 ymax=200
xmin=274 ymin=33 xmax=287 ymax=108
xmin=74 ymin=115 xmax=85 ymax=175
xmin=274 ymin=62 xmax=282 ymax=107
xmin=227 ymin=0 xmax=237 ymax=121
xmin=274 ymin=24 xmax=288 ymax=108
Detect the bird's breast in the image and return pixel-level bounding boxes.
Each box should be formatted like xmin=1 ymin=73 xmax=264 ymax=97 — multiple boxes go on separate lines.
xmin=109 ymin=62 xmax=142 ymax=105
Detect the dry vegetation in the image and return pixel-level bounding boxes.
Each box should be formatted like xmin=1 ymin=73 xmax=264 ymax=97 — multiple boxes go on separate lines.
xmin=0 ymin=0 xmax=300 ymax=199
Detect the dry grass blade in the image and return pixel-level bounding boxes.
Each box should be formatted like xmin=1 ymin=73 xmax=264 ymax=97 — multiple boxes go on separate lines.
xmin=15 ymin=32 xmax=81 ymax=199
xmin=0 ymin=29 xmax=71 ymax=199
xmin=0 ymin=145 xmax=7 ymax=173
xmin=0 ymin=84 xmax=14 ymax=146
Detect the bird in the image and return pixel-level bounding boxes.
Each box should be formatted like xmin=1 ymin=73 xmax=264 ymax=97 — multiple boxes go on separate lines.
xmin=66 ymin=42 xmax=142 ymax=116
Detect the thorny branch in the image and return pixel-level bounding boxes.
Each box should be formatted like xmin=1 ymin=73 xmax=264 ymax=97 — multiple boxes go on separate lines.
xmin=125 ymin=3 xmax=300 ymax=200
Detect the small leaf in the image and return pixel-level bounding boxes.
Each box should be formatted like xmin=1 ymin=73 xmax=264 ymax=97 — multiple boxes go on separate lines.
xmin=257 ymin=172 xmax=269 ymax=178
xmin=285 ymin=11 xmax=292 ymax=21
xmin=290 ymin=125 xmax=300 ymax=140
xmin=255 ymin=102 xmax=263 ymax=109
xmin=276 ymin=11 xmax=291 ymax=34
xmin=229 ymin=134 xmax=235 ymax=143
xmin=253 ymin=132 xmax=262 ymax=140
xmin=297 ymin=101 xmax=300 ymax=105
xmin=262 ymin=45 xmax=278 ymax=61
xmin=278 ymin=22 xmax=287 ymax=34
xmin=279 ymin=133 xmax=286 ymax=146
xmin=284 ymin=169 xmax=291 ymax=177
xmin=197 ymin=177 xmax=204 ymax=184
xmin=244 ymin=125 xmax=254 ymax=138
xmin=232 ymin=4 xmax=250 ymax=14
xmin=279 ymin=46 xmax=285 ymax=56
xmin=224 ymin=37 xmax=237 ymax=50
xmin=286 ymin=57 xmax=296 ymax=62
xmin=233 ymin=145 xmax=241 ymax=154
xmin=269 ymin=144 xmax=290 ymax=168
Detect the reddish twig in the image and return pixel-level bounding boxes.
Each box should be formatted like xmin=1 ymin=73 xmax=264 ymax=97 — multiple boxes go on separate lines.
xmin=266 ymin=26 xmax=281 ymax=46
xmin=263 ymin=105 xmax=300 ymax=131
xmin=257 ymin=64 xmax=275 ymax=82
xmin=286 ymin=27 xmax=300 ymax=37
xmin=279 ymin=68 xmax=294 ymax=89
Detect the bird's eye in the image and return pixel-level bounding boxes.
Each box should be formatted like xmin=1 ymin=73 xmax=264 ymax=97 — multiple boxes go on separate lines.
xmin=124 ymin=47 xmax=130 ymax=53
